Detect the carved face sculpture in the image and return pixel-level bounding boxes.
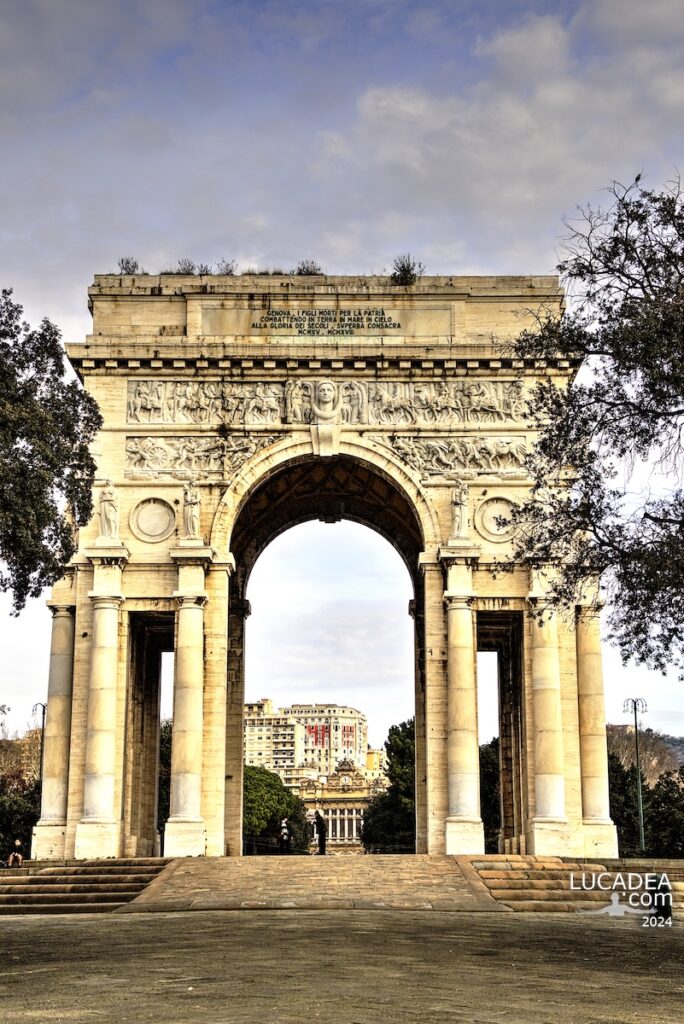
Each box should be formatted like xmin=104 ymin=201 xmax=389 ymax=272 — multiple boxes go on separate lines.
xmin=317 ymin=381 xmax=335 ymax=407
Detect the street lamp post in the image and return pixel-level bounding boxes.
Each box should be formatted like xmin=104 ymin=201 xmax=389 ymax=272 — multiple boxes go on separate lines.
xmin=623 ymin=697 xmax=647 ymax=852
xmin=32 ymin=702 xmax=47 ymax=795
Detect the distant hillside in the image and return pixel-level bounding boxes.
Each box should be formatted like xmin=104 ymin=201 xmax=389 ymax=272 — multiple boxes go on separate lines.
xmin=661 ymin=734 xmax=684 ymax=766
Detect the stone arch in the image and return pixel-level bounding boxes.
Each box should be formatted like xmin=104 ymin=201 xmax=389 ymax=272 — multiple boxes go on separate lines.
xmin=210 ymin=434 xmax=441 ymax=584
xmin=215 ymin=436 xmax=437 ymax=856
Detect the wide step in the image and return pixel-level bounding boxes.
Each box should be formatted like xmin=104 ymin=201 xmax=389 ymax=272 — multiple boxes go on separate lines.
xmin=0 ymin=859 xmax=169 ymax=916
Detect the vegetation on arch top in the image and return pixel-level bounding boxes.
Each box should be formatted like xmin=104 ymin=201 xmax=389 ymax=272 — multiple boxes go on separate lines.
xmin=108 ymin=253 xmax=558 ymax=291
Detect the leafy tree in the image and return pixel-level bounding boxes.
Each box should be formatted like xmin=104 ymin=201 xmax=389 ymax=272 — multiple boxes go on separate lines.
xmin=0 ymin=290 xmax=102 ymax=611
xmin=647 ymin=767 xmax=684 ymax=858
xmin=510 ymin=177 xmax=684 ymax=674
xmin=479 ymin=738 xmax=501 ymax=854
xmin=607 ymin=750 xmax=684 ymax=857
xmin=157 ymin=719 xmax=172 ymax=834
xmin=243 ymin=765 xmax=310 ymax=854
xmin=607 ymin=752 xmax=644 ymax=857
xmin=361 ymin=718 xmax=415 ymax=853
xmin=0 ymin=769 xmax=40 ymax=861
xmin=389 ymin=253 xmax=424 ymax=286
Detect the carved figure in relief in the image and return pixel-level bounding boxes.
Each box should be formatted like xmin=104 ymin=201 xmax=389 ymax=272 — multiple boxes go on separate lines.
xmin=502 ymin=381 xmax=526 ymax=420
xmin=98 ymin=480 xmax=119 ymax=538
xmin=285 ymin=380 xmax=310 ymax=423
xmin=246 ymin=383 xmax=281 ymax=423
xmin=371 ymin=383 xmax=415 ymax=424
xmin=450 ymin=481 xmax=469 ymax=538
xmin=341 ymin=382 xmax=366 ymax=424
xmin=183 ymin=482 xmax=201 ymax=538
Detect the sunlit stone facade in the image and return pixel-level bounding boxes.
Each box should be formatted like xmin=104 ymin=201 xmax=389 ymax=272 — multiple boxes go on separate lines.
xmin=32 ymin=273 xmax=617 ymax=861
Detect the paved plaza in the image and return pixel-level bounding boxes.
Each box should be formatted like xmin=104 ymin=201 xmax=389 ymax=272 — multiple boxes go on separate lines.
xmin=1 ymin=909 xmax=681 ymax=1024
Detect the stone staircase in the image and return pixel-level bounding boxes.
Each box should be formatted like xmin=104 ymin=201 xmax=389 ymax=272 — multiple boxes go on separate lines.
xmin=467 ymin=855 xmax=684 ymax=914
xmin=120 ymin=854 xmax=493 ymax=913
xmin=0 ymin=859 xmax=170 ymax=915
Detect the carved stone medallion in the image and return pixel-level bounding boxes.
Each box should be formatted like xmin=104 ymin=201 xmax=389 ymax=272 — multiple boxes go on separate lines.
xmin=474 ymin=497 xmax=516 ymax=542
xmin=129 ymin=498 xmax=176 ymax=542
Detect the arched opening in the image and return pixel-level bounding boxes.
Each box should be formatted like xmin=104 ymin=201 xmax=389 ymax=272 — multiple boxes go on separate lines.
xmin=223 ymin=453 xmax=428 ymax=855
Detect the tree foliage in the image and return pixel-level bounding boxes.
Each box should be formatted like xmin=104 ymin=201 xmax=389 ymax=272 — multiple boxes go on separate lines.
xmin=608 ymin=751 xmax=684 ymax=858
xmin=479 ymin=738 xmax=501 ymax=853
xmin=242 ymin=765 xmax=310 ymax=854
xmin=511 ymin=177 xmax=684 ymax=673
xmin=361 ymin=718 xmax=415 ymax=853
xmin=0 ymin=768 xmax=40 ymax=861
xmin=390 ymin=253 xmax=424 ymax=286
xmin=0 ymin=290 xmax=102 ymax=611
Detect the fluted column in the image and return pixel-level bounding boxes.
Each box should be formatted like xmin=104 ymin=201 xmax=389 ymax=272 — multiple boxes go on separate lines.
xmin=576 ymin=605 xmax=618 ymax=856
xmin=530 ymin=611 xmax=566 ymax=820
xmin=165 ymin=542 xmax=215 ymax=857
xmin=31 ymin=605 xmax=75 ymax=860
xmin=169 ymin=596 xmax=206 ymax=819
xmin=441 ymin=551 xmax=484 ymax=854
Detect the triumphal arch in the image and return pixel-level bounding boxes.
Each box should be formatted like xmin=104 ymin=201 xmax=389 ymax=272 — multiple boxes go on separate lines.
xmin=32 ymin=273 xmax=618 ymax=862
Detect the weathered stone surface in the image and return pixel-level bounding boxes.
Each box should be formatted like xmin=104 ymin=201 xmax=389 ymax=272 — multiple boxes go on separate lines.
xmin=34 ymin=274 xmax=618 ymax=863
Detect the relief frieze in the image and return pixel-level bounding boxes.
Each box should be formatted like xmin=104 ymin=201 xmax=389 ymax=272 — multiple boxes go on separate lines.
xmin=125 ymin=434 xmax=278 ymax=479
xmin=126 ymin=379 xmax=526 ymax=427
xmin=371 ymin=434 xmax=528 ymax=478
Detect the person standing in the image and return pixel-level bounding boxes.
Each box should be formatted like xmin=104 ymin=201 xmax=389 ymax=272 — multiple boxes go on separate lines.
xmin=279 ymin=818 xmax=291 ymax=855
xmin=314 ymin=811 xmax=327 ymax=856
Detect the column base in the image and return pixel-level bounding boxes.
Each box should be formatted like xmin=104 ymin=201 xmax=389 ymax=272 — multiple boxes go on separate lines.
xmin=74 ymin=820 xmax=122 ymax=860
xmin=582 ymin=819 xmax=619 ymax=859
xmin=164 ymin=819 xmax=207 ymax=858
xmin=31 ymin=821 xmax=67 ymax=861
xmin=527 ymin=818 xmax=573 ymax=856
xmin=445 ymin=817 xmax=484 ymax=855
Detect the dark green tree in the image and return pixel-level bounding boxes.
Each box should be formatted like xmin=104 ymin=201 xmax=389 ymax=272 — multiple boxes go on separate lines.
xmin=479 ymin=738 xmax=501 ymax=854
xmin=0 ymin=769 xmax=40 ymax=861
xmin=157 ymin=719 xmax=172 ymax=836
xmin=646 ymin=767 xmax=684 ymax=858
xmin=243 ymin=765 xmax=310 ymax=855
xmin=361 ymin=718 xmax=415 ymax=853
xmin=607 ymin=752 xmax=644 ymax=857
xmin=0 ymin=289 xmax=102 ymax=611
xmin=510 ymin=177 xmax=684 ymax=674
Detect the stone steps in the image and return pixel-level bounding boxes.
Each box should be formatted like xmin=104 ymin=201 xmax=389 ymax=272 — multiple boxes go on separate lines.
xmin=467 ymin=856 xmax=684 ymax=913
xmin=0 ymin=859 xmax=170 ymax=916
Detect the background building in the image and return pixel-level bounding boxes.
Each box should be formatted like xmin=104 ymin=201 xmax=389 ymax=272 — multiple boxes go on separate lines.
xmin=243 ymin=699 xmax=387 ymax=851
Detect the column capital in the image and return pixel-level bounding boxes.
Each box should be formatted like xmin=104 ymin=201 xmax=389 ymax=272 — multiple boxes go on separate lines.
xmin=173 ymin=593 xmax=208 ymax=610
xmin=87 ymin=593 xmax=125 ymax=608
xmin=85 ymin=546 xmax=130 ymax=569
xmin=443 ymin=594 xmax=475 ymax=610
xmin=46 ymin=603 xmax=75 ymax=618
xmin=169 ymin=543 xmax=220 ymax=567
xmin=437 ymin=545 xmax=480 ymax=567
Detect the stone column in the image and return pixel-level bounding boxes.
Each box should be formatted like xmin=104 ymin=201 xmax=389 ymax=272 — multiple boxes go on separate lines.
xmin=32 ymin=604 xmax=75 ymax=860
xmin=225 ymin=595 xmax=249 ymax=857
xmin=576 ymin=605 xmax=618 ymax=857
xmin=441 ymin=550 xmax=484 ymax=854
xmin=74 ymin=547 xmax=128 ymax=859
xmin=528 ymin=569 xmax=567 ymax=853
xmin=165 ymin=542 xmax=215 ymax=857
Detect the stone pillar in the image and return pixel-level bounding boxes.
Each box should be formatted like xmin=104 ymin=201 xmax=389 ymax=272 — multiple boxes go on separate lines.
xmin=528 ymin=569 xmax=568 ymax=854
xmin=32 ymin=604 xmax=75 ymax=860
xmin=75 ymin=548 xmax=128 ymax=859
xmin=225 ymin=595 xmax=249 ymax=857
xmin=576 ymin=605 xmax=619 ymax=857
xmin=165 ymin=542 xmax=215 ymax=857
xmin=441 ymin=550 xmax=484 ymax=855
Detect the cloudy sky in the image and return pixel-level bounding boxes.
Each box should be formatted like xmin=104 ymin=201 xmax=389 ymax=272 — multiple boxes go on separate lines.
xmin=2 ymin=0 xmax=683 ymax=742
